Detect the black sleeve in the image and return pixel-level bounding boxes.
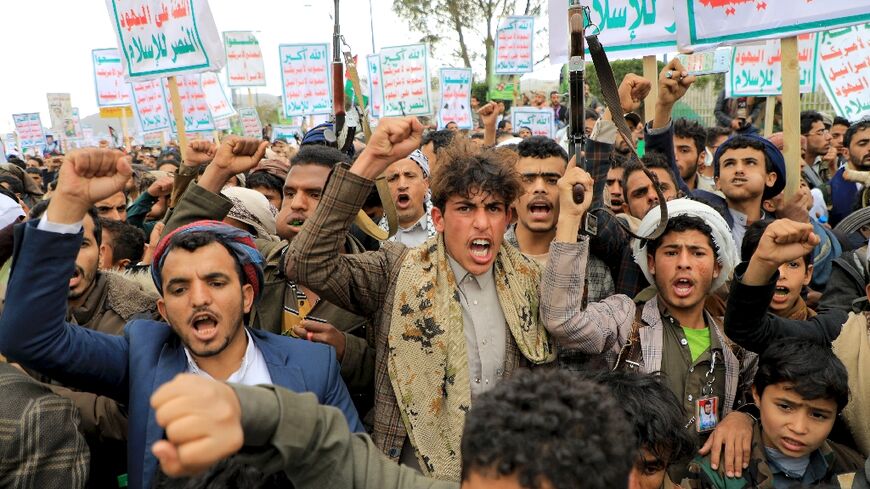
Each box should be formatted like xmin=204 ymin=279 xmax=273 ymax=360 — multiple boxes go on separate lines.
xmin=725 ymin=262 xmax=846 ymax=354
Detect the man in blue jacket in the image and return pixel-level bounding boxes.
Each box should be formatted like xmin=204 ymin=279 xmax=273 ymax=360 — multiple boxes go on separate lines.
xmin=0 ymin=146 xmax=362 ymax=489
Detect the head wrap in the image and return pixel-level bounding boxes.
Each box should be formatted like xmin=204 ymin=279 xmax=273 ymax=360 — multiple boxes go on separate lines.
xmin=407 ymin=149 xmax=430 ymax=178
xmin=150 ymin=220 xmax=265 ymax=300
xmin=0 ymin=193 xmax=24 ymax=229
xmin=713 ymin=134 xmax=787 ymax=199
xmin=301 ymin=122 xmax=337 ymax=146
xmin=221 ymin=186 xmax=278 ymax=240
xmin=252 ymin=158 xmax=290 ymax=181
xmin=632 ymin=198 xmax=738 ymax=292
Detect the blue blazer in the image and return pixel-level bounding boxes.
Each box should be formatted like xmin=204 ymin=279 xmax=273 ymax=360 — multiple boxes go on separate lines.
xmin=829 ymin=166 xmax=859 ymax=227
xmin=0 ymin=221 xmax=363 ymax=489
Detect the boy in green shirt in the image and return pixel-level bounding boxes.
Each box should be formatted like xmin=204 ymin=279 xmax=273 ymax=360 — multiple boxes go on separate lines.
xmin=682 ymin=339 xmax=863 ymax=488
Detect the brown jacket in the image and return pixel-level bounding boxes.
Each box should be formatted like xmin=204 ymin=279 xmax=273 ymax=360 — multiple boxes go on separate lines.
xmin=285 ymin=166 xmax=530 ymax=468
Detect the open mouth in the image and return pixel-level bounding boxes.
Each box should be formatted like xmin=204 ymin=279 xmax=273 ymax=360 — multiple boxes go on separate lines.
xmin=69 ymin=267 xmax=82 ymax=289
xmin=396 ymin=193 xmax=412 ymax=209
xmin=469 ymin=238 xmax=492 ymax=262
xmin=772 ymin=285 xmax=790 ymax=303
xmin=287 ymin=216 xmax=306 ymax=229
xmin=527 ymin=201 xmax=553 ymax=220
xmin=672 ymin=278 xmax=695 ymax=298
xmin=730 ymin=178 xmax=748 ymax=185
xmin=190 ymin=312 xmax=219 ymax=342
xmin=780 ymin=437 xmax=806 ymax=453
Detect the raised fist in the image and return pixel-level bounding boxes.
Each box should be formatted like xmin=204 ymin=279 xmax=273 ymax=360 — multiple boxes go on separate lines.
xmin=353 ymin=117 xmax=424 ymax=179
xmin=51 ymin=148 xmax=132 ymax=222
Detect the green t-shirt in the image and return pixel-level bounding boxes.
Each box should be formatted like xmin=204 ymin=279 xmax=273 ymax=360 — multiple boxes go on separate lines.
xmin=682 ymin=327 xmax=711 ymax=362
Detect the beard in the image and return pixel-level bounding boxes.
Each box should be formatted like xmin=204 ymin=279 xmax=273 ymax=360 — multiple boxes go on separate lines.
xmin=172 ymin=293 xmax=247 ymax=359
xmin=68 ymin=265 xmax=98 ymax=301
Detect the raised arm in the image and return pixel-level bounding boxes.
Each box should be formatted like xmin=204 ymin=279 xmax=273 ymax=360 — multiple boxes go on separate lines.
xmin=646 ymin=58 xmax=696 ymax=195
xmin=285 ymin=118 xmax=424 ymax=318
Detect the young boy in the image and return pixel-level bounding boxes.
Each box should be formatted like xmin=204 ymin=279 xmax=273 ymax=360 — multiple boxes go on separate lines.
xmin=740 ymin=220 xmax=814 ymax=320
xmin=682 ymin=339 xmax=863 ymax=488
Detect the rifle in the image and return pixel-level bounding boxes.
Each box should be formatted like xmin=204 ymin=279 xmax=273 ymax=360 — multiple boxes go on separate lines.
xmin=332 ymin=0 xmax=356 ymax=155
xmin=568 ymin=0 xmax=667 ymax=240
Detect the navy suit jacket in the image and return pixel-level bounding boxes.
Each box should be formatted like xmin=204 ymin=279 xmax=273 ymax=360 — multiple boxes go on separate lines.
xmin=0 ymin=221 xmax=363 ymax=489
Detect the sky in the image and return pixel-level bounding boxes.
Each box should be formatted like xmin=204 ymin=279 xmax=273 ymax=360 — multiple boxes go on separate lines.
xmin=0 ymin=0 xmax=426 ymax=134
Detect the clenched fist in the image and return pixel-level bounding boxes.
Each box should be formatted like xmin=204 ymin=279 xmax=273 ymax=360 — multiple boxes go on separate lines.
xmin=352 ymin=117 xmax=424 ymax=180
xmin=49 ymin=148 xmax=132 ymax=224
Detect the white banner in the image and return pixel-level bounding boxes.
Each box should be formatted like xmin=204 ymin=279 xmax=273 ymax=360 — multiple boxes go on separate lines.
xmin=379 ymin=44 xmax=432 ymax=117
xmin=549 ymin=0 xmax=678 ymax=64
xmin=279 ymin=43 xmax=332 ymax=116
xmin=201 ymin=72 xmax=235 ymax=120
xmin=162 ymin=74 xmax=214 ymax=132
xmin=495 ymin=16 xmax=535 ymax=74
xmin=238 ymin=107 xmax=262 ymax=138
xmin=817 ymin=24 xmax=870 ymax=120
xmin=131 ymin=78 xmax=171 ymax=132
xmin=367 ymin=54 xmax=383 ymax=118
xmin=106 ymin=0 xmax=226 ymax=80
xmin=511 ymin=107 xmax=555 ymax=139
xmin=273 ymin=124 xmax=302 ymax=143
xmin=223 ymin=31 xmax=266 ymax=87
xmin=438 ymin=68 xmax=473 ymax=129
xmin=675 ymin=0 xmax=870 ymax=51
xmin=726 ymin=34 xmax=818 ymax=97
xmin=92 ymin=48 xmax=133 ymax=107
xmin=12 ymin=113 xmax=46 ymax=150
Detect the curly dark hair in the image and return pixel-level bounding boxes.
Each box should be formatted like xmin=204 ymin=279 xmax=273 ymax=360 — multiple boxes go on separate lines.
xmin=589 ymin=370 xmax=697 ymax=467
xmin=461 ymin=369 xmax=636 ymax=489
xmin=516 ymin=136 xmax=568 ymax=162
xmin=800 ymin=110 xmax=826 ymax=135
xmin=754 ymin=339 xmax=849 ymax=413
xmin=100 ymin=218 xmax=146 ymax=266
xmin=421 ymin=129 xmax=456 ymax=152
xmin=430 ymin=139 xmax=522 ymax=212
xmin=674 ymin=118 xmax=706 ymax=156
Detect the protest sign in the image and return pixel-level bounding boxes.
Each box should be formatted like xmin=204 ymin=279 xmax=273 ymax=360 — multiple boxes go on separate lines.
xmin=495 ymin=16 xmax=535 ymax=74
xmin=92 ymin=48 xmax=133 ymax=107
xmin=673 ymin=47 xmax=732 ymax=75
xmin=379 ymin=44 xmax=432 ymax=117
xmin=438 ymin=68 xmax=473 ymax=129
xmin=201 ymin=72 xmax=235 ymax=120
xmin=367 ymin=54 xmax=384 ymax=118
xmin=279 ymin=43 xmax=332 ymax=116
xmin=726 ymin=34 xmax=818 ymax=97
xmin=238 ymin=107 xmax=262 ymax=138
xmin=817 ymin=24 xmax=870 ymax=120
xmin=273 ymin=124 xmax=302 ymax=143
xmin=131 ymin=78 xmax=171 ymax=132
xmin=549 ymin=0 xmax=678 ymax=63
xmin=511 ymin=107 xmax=555 ymax=139
xmin=4 ymin=133 xmax=19 ymax=156
xmin=82 ymin=127 xmax=96 ymax=146
xmin=12 ymin=113 xmax=46 ymax=151
xmin=214 ymin=117 xmax=231 ymax=131
xmin=489 ymin=77 xmax=518 ymax=101
xmin=223 ymin=31 xmax=266 ymax=87
xmin=105 ymin=0 xmax=225 ymax=80
xmin=46 ymin=93 xmax=73 ymax=132
xmin=63 ymin=108 xmax=84 ymax=140
xmin=674 ymin=0 xmax=870 ymax=51
xmin=143 ymin=131 xmax=166 ymax=146
xmin=162 ymin=74 xmax=214 ymax=132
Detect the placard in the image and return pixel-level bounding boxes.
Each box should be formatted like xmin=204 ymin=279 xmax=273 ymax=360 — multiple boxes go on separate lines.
xmin=279 ymin=43 xmax=332 ymax=116
xmin=106 ymin=0 xmax=226 ymax=80
xmin=817 ymin=24 xmax=870 ymax=120
xmin=495 ymin=16 xmax=535 ymax=74
xmin=201 ymin=72 xmax=235 ymax=119
xmin=673 ymin=47 xmax=732 ymax=75
xmin=675 ymin=0 xmax=870 ymax=51
xmin=379 ymin=43 xmax=432 ymax=117
xmin=46 ymin=93 xmax=73 ymax=132
xmin=238 ymin=107 xmax=262 ymax=138
xmin=273 ymin=124 xmax=302 ymax=143
xmin=549 ymin=0 xmax=678 ymax=63
xmin=223 ymin=31 xmax=266 ymax=87
xmin=438 ymin=68 xmax=473 ymax=129
xmin=162 ymin=74 xmax=214 ymax=132
xmin=63 ymin=108 xmax=84 ymax=140
xmin=143 ymin=131 xmax=166 ymax=146
xmin=92 ymin=48 xmax=134 ymax=107
xmin=367 ymin=54 xmax=383 ymax=118
xmin=12 ymin=113 xmax=46 ymax=150
xmin=727 ymin=34 xmax=818 ymax=97
xmin=131 ymin=78 xmax=171 ymax=132
xmin=511 ymin=107 xmax=555 ymax=139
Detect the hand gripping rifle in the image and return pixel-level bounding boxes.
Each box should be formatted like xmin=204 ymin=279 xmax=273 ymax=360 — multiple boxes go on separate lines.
xmin=567 ymin=0 xmax=667 ymax=240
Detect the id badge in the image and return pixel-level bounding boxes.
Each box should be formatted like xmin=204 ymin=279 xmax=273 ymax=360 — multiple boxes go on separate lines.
xmin=695 ymin=396 xmax=719 ymax=433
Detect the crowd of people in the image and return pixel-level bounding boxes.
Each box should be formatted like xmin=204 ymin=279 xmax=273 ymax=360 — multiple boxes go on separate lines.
xmin=0 ymin=56 xmax=868 ymax=489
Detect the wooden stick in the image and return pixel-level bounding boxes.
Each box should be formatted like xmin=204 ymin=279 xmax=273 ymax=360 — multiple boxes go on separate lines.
xmin=643 ymin=55 xmax=658 ymax=123
xmin=763 ymin=95 xmax=776 ymax=137
xmin=780 ymin=37 xmax=800 ymax=200
xmin=247 ymin=88 xmax=255 ymax=108
xmin=167 ymin=76 xmax=189 ymax=164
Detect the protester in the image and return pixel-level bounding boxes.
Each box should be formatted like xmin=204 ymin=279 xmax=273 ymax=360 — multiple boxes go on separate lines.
xmin=99 ymin=217 xmax=146 ymax=270
xmin=0 ymin=148 xmax=363 ymax=489
xmin=673 ymin=118 xmax=707 ymax=192
xmin=830 ymin=118 xmax=870 ymax=226
xmin=378 ymin=149 xmax=435 ymax=247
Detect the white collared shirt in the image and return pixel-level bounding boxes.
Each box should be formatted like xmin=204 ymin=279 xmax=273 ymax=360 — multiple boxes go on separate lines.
xmin=184 ymin=329 xmax=273 ymax=385
xmin=393 ymin=212 xmax=431 ymax=248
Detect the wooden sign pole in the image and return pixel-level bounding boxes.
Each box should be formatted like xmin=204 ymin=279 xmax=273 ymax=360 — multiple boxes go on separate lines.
xmin=247 ymin=88 xmax=255 ymax=108
xmin=780 ymin=37 xmax=800 ymax=200
xmin=120 ymin=109 xmax=130 ymax=152
xmin=763 ymin=95 xmax=776 ymax=137
xmin=167 ymin=76 xmax=189 ymax=164
xmin=643 ymin=55 xmax=659 ymax=123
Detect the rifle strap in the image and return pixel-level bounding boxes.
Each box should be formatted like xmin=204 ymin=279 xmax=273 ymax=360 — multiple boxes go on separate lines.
xmin=586 ymin=34 xmax=669 ymax=241
xmin=353 ymin=175 xmax=399 ymax=240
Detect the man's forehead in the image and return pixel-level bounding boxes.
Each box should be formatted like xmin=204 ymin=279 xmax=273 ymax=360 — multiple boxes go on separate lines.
xmin=386 ymin=158 xmax=423 ymax=175
xmin=285 ymin=164 xmax=330 ymax=188
xmin=447 ymin=191 xmax=505 ymax=206
xmin=720 ymin=146 xmax=764 ymax=160
xmin=659 ymin=228 xmax=714 ymax=248
xmin=162 ymin=241 xmax=236 ymax=271
xmin=516 ymin=156 xmax=565 ymax=174
xmin=96 ymin=191 xmax=126 ymax=205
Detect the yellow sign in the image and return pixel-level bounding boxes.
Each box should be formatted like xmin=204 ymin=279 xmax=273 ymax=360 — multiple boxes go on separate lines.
xmin=99 ymin=106 xmax=133 ymax=118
